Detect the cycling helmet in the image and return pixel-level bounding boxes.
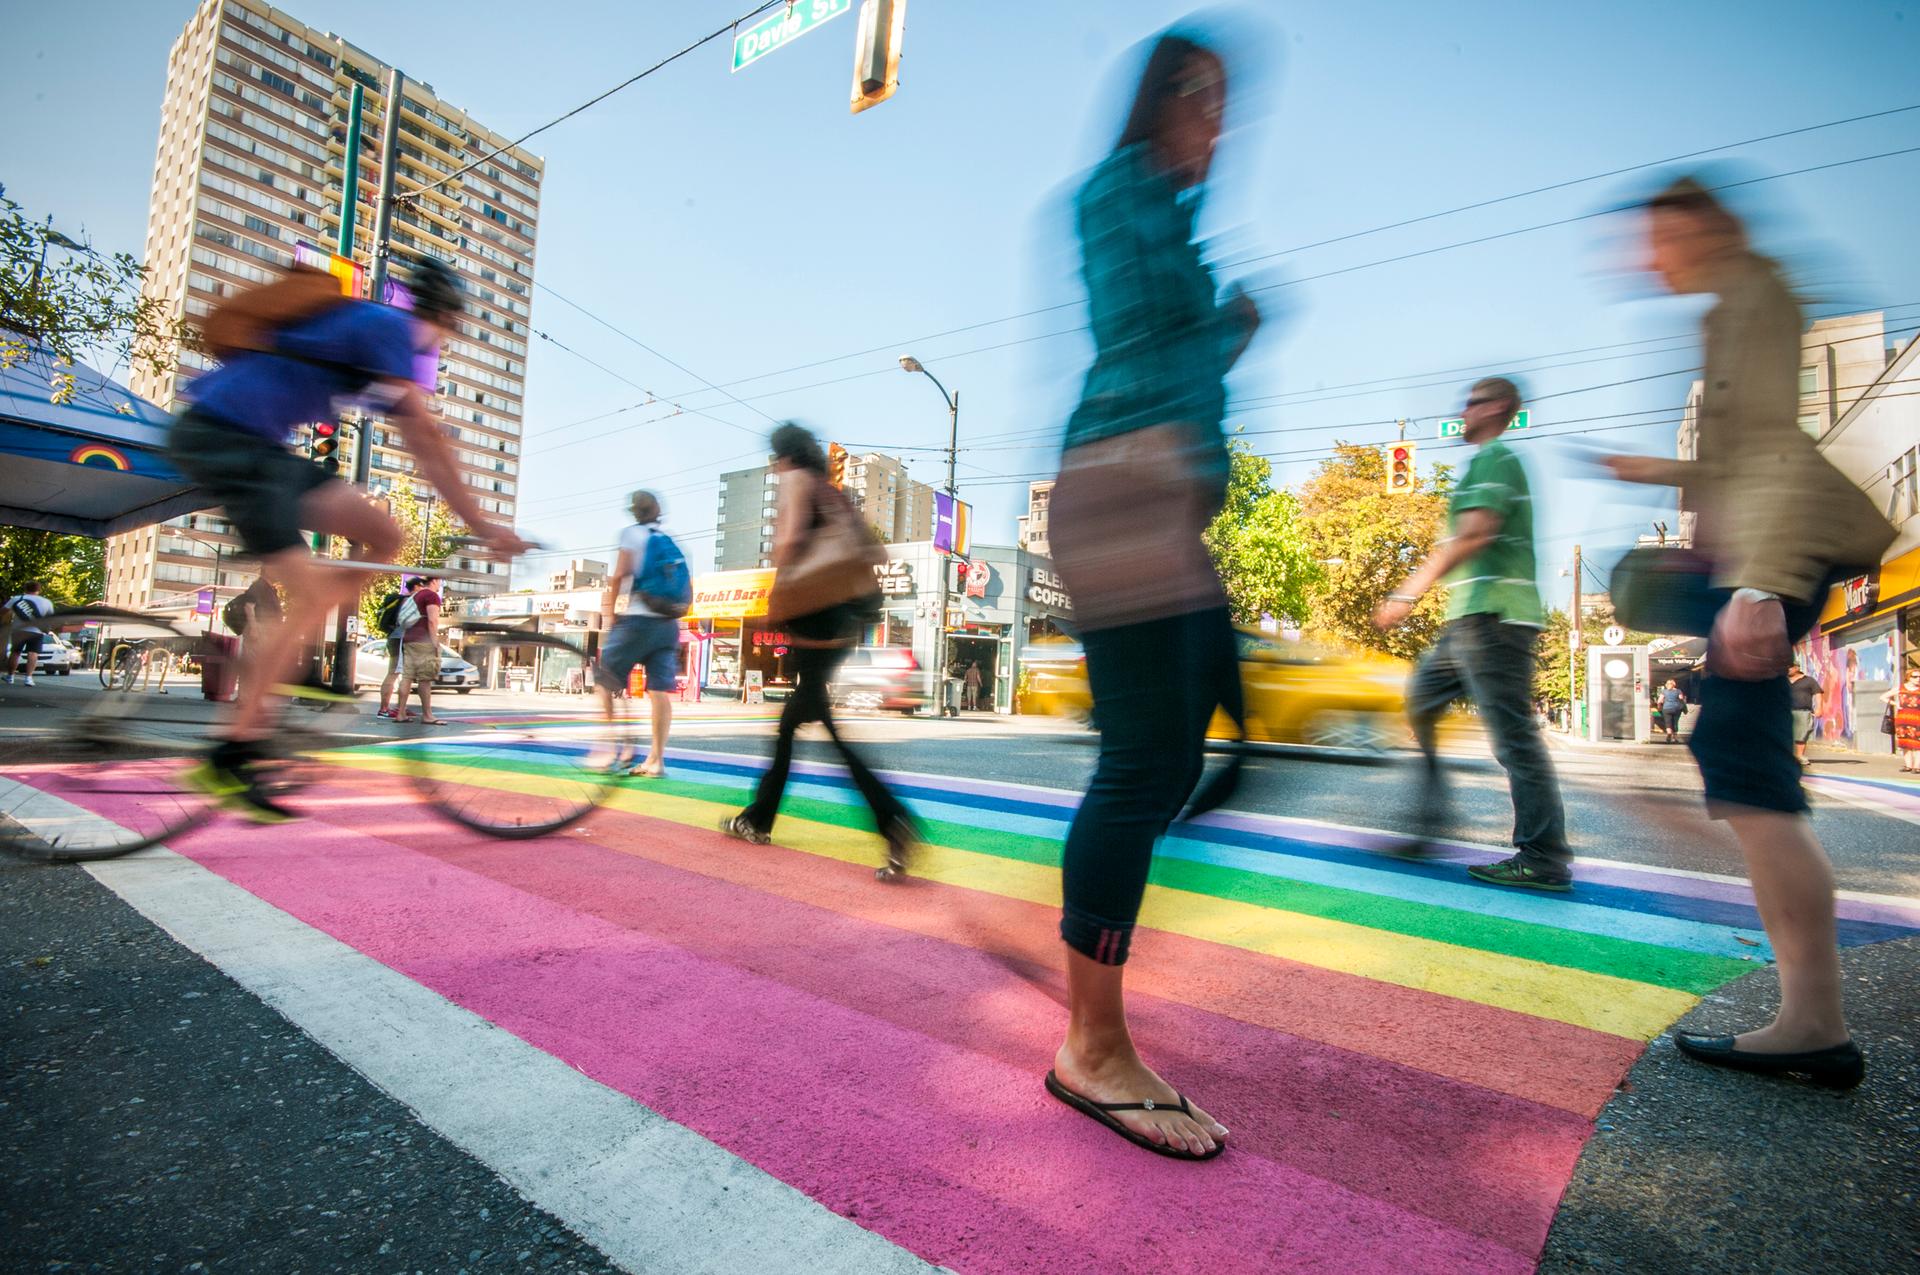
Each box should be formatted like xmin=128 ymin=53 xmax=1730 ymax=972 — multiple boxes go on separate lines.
xmin=406 ymin=255 xmax=464 ymax=321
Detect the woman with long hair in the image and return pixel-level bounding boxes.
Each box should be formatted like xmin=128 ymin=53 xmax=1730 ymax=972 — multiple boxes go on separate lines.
xmin=1040 ymin=28 xmax=1260 ymax=1160
xmin=720 ymin=422 xmax=919 ymax=879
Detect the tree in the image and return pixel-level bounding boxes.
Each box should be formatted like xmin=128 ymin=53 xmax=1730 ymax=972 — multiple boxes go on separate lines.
xmin=1297 ymin=443 xmax=1452 ymax=659
xmin=349 ymin=477 xmax=466 ymax=634
xmin=0 ymin=527 xmax=104 ymax=606
xmin=0 ymin=194 xmax=188 ymax=393
xmin=1205 ymin=438 xmax=1321 ymax=625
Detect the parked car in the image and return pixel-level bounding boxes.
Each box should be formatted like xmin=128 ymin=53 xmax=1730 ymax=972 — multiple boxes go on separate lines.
xmin=12 ymin=632 xmax=77 ymax=676
xmin=830 ymin=646 xmax=926 ymax=713
xmin=1021 ymin=628 xmax=1414 ymax=752
xmin=353 ymin=639 xmax=480 ymax=692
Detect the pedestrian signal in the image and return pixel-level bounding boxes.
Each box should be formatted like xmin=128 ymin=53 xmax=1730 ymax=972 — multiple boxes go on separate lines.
xmin=311 ymin=422 xmax=340 ymax=473
xmin=827 ymin=442 xmax=849 ymax=489
xmin=1384 ymin=442 xmax=1417 ymax=494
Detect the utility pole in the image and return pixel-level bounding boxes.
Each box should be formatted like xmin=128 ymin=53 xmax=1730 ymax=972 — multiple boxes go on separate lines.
xmin=1570 ymin=543 xmax=1582 ymax=733
xmin=327 ymin=67 xmax=405 ymax=693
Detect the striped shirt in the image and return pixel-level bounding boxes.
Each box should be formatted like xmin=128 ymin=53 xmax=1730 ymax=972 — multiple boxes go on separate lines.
xmin=1442 ymin=439 xmax=1543 ymax=626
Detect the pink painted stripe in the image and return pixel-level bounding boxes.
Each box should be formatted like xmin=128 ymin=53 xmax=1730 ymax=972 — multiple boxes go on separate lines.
xmin=191 ymin=777 xmax=1590 ymax=1260
xmin=40 ymin=773 xmax=1547 ymax=1274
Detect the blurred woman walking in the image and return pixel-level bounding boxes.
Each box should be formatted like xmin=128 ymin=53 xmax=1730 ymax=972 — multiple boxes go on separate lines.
xmin=720 ymin=422 xmax=920 ymax=880
xmin=1041 ymin=26 xmax=1262 ymax=1161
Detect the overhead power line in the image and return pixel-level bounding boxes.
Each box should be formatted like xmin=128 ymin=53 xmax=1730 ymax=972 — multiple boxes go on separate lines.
xmin=400 ymin=2 xmax=783 ymax=202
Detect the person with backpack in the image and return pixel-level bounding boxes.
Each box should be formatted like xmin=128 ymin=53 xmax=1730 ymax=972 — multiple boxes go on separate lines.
xmin=374 ymin=577 xmax=419 ymax=719
xmin=168 ymin=257 xmax=531 ymax=820
xmin=389 ymin=575 xmax=446 ymax=725
xmin=4 ymin=581 xmax=55 ymax=687
xmin=595 ymin=491 xmax=690 ymax=776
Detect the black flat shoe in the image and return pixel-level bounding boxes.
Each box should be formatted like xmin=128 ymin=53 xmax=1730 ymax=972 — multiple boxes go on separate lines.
xmin=1672 ymin=1033 xmax=1865 ymax=1090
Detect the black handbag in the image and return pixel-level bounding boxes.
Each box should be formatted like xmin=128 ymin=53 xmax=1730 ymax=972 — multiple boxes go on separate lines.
xmin=1609 ymin=547 xmax=1722 ymax=637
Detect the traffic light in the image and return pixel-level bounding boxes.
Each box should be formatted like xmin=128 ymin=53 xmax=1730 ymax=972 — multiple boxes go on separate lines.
xmin=311 ymin=421 xmax=340 ymax=473
xmin=1384 ymin=442 xmax=1416 ymax=494
xmin=827 ymin=442 xmax=848 ymax=489
xmin=849 ymin=0 xmax=906 ymax=114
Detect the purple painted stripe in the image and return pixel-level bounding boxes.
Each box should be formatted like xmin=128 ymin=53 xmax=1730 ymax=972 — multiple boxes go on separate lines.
xmin=669 ymin=749 xmax=1920 ymax=929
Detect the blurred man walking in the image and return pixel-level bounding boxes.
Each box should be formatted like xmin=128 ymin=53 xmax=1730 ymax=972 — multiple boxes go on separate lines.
xmin=1375 ymin=376 xmax=1573 ymax=891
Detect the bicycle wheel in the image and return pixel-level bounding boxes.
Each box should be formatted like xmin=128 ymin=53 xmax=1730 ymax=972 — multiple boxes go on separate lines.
xmin=0 ymin=610 xmax=219 ymax=861
xmin=98 ymin=643 xmax=126 ymax=689
xmin=401 ymin=627 xmax=628 ymax=839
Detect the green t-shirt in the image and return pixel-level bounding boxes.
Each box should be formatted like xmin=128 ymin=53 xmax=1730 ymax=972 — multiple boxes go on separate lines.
xmin=1441 ymin=439 xmax=1543 ymax=626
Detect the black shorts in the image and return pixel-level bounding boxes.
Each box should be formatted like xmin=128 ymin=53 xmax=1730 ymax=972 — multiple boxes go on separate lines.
xmin=167 ymin=407 xmax=337 ymax=557
xmin=10 ymin=631 xmax=45 ymax=654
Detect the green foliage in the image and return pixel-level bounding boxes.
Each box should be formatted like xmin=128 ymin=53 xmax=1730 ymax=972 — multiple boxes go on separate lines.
xmin=348 ymin=477 xmax=467 ymax=633
xmin=1535 ymin=599 xmax=1661 ymax=710
xmin=0 ymin=194 xmax=188 ymax=392
xmin=1297 ymin=443 xmax=1453 ymax=658
xmin=1204 ymin=438 xmax=1321 ymax=625
xmin=0 ymin=527 xmax=104 ymax=606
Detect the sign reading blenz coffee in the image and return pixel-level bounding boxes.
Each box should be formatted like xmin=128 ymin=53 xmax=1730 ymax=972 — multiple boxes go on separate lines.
xmin=1027 ymin=565 xmax=1073 ymax=614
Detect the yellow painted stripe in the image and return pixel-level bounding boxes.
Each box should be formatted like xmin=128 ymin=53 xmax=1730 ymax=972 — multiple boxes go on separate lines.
xmin=326 ymin=751 xmax=1697 ymax=1039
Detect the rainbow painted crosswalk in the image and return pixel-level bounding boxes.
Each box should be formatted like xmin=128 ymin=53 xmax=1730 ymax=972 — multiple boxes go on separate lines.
xmin=14 ymin=735 xmax=1920 ymax=1274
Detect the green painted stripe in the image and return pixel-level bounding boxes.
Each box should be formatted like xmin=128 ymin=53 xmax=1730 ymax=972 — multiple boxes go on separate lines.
xmin=370 ymin=746 xmax=1752 ymax=994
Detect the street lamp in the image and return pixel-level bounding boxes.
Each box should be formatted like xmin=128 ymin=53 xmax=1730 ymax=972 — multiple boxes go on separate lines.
xmin=899 ymin=354 xmax=960 ymax=715
xmin=413 ymin=489 xmax=437 ymax=565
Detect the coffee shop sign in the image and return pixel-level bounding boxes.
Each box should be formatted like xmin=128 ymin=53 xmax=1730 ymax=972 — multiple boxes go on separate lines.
xmin=1027 ymin=566 xmax=1073 ymax=613
xmin=874 ymin=560 xmax=915 ymax=596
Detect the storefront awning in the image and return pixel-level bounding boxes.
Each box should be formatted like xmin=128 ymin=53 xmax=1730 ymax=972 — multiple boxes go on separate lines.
xmin=0 ymin=346 xmax=205 ymax=537
xmin=1817 ymin=543 xmax=1920 ymax=634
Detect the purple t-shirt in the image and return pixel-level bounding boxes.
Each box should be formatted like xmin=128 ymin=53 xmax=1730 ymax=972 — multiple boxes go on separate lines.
xmin=187 ymin=301 xmax=420 ymax=443
xmin=404 ymin=589 xmax=441 ymax=645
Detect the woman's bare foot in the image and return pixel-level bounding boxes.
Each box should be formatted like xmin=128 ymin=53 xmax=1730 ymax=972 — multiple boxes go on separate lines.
xmin=1053 ymin=1040 xmax=1226 ymax=1157
xmin=633 ymin=758 xmax=666 ymax=777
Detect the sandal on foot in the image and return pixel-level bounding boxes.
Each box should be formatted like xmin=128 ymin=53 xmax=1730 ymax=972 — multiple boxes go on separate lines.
xmin=1044 ymin=1070 xmax=1223 ymax=1161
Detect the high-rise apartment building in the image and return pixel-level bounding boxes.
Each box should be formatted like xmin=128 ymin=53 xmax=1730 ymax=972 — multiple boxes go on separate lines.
xmin=712 ymin=450 xmax=937 ymax=571
xmin=1016 ymin=479 xmax=1053 ymax=557
xmin=105 ymin=0 xmax=541 ymax=614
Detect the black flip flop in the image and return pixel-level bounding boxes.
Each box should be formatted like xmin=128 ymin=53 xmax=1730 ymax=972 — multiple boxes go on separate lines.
xmin=1044 ymin=1070 xmax=1223 ymax=1161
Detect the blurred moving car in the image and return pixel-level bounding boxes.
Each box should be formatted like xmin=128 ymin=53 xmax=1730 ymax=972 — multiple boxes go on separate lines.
xmin=1021 ymin=628 xmax=1413 ymax=752
xmin=830 ymin=646 xmax=927 ymax=714
xmin=11 ymin=632 xmax=78 ymax=675
xmin=353 ymin=639 xmax=480 ymax=692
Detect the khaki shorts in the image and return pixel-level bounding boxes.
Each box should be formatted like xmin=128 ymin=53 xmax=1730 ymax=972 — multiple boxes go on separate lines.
xmin=401 ymin=641 xmax=439 ymax=683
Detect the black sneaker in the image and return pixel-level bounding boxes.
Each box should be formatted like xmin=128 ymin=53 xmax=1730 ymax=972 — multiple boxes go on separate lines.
xmin=719 ymin=813 xmax=770 ymax=846
xmin=186 ymin=744 xmax=298 ymax=824
xmin=1467 ymin=853 xmax=1572 ymax=892
xmin=876 ymin=816 xmax=920 ymax=881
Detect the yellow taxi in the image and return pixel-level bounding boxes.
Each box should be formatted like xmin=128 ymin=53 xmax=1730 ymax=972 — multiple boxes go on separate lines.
xmin=1019 ymin=628 xmax=1413 ymax=752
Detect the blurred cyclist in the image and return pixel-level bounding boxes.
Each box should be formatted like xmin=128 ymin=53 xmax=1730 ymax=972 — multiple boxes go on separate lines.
xmin=169 ymin=257 xmax=529 ymax=819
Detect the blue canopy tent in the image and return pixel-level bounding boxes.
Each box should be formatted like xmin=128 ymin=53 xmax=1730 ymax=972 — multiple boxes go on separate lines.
xmin=0 ymin=346 xmax=206 ymax=537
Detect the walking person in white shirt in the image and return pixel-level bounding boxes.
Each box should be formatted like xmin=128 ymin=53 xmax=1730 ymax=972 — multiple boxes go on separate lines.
xmin=596 ymin=491 xmax=692 ymax=776
xmin=5 ymin=581 xmax=56 ymax=686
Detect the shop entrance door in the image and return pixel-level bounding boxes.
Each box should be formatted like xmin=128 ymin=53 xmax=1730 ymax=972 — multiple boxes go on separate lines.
xmin=948 ymin=635 xmax=1000 ymax=712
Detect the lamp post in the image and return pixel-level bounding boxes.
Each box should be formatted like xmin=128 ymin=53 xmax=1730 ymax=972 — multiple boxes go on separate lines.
xmin=898 ymin=355 xmax=959 ymax=714
xmin=414 ymin=490 xmax=437 ymax=565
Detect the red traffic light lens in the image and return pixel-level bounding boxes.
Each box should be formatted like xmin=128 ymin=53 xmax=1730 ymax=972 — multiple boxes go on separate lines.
xmin=1392 ymin=446 xmax=1410 ymax=460
xmin=314 ymin=423 xmax=337 ymax=438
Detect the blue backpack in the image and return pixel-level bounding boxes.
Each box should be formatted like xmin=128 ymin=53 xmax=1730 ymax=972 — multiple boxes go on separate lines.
xmin=633 ymin=528 xmax=692 ymax=618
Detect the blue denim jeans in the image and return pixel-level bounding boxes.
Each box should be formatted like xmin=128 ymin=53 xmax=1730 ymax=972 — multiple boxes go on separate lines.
xmin=1059 ymin=607 xmax=1230 ymax=965
xmin=1406 ymin=613 xmax=1569 ymax=865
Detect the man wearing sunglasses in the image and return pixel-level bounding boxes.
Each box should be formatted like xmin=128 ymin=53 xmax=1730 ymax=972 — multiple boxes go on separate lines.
xmin=1374 ymin=376 xmax=1573 ymax=890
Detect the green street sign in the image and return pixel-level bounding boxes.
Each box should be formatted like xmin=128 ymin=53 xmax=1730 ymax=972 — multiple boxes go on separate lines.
xmin=732 ymin=0 xmax=853 ymax=73
xmin=1438 ymin=409 xmax=1530 ymax=439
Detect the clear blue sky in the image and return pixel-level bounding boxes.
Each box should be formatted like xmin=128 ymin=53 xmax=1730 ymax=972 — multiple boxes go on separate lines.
xmin=6 ymin=0 xmax=1918 ymax=599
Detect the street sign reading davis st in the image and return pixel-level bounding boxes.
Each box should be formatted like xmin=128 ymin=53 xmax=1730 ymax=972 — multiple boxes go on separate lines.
xmin=732 ymin=0 xmax=853 ymax=72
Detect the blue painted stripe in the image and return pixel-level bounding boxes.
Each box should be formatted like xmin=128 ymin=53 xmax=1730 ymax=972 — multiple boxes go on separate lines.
xmin=386 ymin=740 xmax=1919 ymax=948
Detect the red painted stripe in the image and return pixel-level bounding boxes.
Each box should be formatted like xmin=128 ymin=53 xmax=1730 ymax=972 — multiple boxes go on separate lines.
xmin=240 ymin=782 xmax=1600 ymax=1255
